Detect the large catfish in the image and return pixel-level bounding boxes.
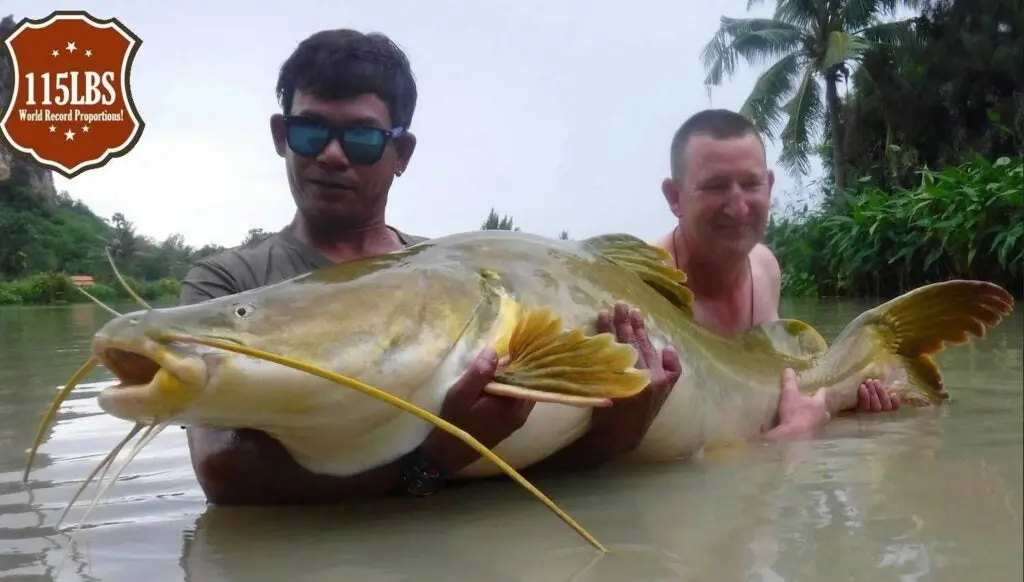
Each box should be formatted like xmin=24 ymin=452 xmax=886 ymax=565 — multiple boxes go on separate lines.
xmin=26 ymin=230 xmax=1015 ymax=552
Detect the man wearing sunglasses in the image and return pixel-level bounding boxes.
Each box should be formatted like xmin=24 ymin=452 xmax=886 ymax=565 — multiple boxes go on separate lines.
xmin=178 ymin=29 xmax=685 ymax=505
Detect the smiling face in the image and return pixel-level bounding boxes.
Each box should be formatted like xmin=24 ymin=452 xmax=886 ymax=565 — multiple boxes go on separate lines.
xmin=663 ymin=133 xmax=774 ymax=259
xmin=270 ymin=91 xmax=416 ymax=233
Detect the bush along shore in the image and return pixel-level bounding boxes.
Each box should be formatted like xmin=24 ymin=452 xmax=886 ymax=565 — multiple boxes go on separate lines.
xmin=765 ymin=155 xmax=1023 ymax=300
xmin=0 ymin=273 xmax=181 ymax=306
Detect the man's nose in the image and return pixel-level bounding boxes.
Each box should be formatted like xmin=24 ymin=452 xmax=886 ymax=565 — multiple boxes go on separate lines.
xmin=723 ymin=185 xmax=749 ymax=218
xmin=317 ymin=138 xmax=350 ymax=167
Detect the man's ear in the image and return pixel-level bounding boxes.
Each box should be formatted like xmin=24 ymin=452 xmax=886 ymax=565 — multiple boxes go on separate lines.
xmin=661 ymin=178 xmax=682 ymax=218
xmin=269 ymin=114 xmax=287 ymax=158
xmin=394 ymin=132 xmax=417 ymax=175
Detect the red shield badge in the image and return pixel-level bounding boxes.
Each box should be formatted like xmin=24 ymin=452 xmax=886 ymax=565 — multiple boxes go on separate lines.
xmin=1 ymin=11 xmax=145 ymax=178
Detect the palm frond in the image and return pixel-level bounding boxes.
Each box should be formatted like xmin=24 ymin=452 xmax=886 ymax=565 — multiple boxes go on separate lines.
xmin=701 ymin=27 xmax=740 ymax=89
xmin=874 ymin=0 xmax=926 ymax=16
xmin=701 ymin=17 xmax=805 ymax=87
xmin=774 ymin=0 xmax=824 ymax=30
xmin=777 ymin=68 xmax=825 ymax=176
xmin=856 ymin=19 xmax=919 ymax=48
xmin=841 ymin=0 xmax=883 ymax=31
xmin=821 ymin=31 xmax=873 ymax=71
xmin=740 ymin=53 xmax=803 ymax=140
xmin=727 ymin=18 xmax=807 ymax=66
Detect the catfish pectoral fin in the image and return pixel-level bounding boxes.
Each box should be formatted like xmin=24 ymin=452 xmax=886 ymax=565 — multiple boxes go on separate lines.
xmin=492 ymin=304 xmax=651 ymax=400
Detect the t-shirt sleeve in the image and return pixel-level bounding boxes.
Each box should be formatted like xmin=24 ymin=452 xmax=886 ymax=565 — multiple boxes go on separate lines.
xmin=179 ymin=259 xmax=242 ymax=306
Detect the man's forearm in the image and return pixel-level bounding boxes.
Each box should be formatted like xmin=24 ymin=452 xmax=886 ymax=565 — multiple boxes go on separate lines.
xmin=525 ymin=431 xmax=619 ymax=474
xmin=188 ymin=427 xmax=409 ymax=504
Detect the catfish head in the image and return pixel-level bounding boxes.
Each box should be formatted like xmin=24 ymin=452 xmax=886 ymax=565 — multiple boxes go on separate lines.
xmin=91 ymin=258 xmax=504 ymax=474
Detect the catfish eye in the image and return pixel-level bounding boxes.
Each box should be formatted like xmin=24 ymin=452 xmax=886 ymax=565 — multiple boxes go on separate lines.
xmin=234 ymin=303 xmax=256 ymax=318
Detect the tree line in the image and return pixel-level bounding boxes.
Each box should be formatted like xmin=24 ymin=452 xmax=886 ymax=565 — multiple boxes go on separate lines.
xmin=0 ymin=179 xmax=230 ymax=305
xmin=479 ymin=207 xmax=571 ymax=240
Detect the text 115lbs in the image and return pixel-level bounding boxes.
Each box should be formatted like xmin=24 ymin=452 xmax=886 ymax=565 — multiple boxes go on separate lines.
xmin=22 ymin=71 xmax=117 ymax=107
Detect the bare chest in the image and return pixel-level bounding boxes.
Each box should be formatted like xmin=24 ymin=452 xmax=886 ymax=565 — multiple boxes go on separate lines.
xmin=691 ymin=274 xmax=774 ymax=336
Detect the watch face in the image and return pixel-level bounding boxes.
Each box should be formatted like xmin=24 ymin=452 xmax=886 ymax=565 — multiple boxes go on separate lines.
xmin=402 ymin=450 xmax=443 ymax=496
xmin=407 ymin=473 xmax=439 ymax=496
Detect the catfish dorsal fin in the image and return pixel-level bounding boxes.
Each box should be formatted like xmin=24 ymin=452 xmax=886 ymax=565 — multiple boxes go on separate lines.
xmin=582 ymin=234 xmax=694 ymax=314
xmin=306 ymin=242 xmax=430 ymax=284
xmin=737 ymin=319 xmax=829 ymax=360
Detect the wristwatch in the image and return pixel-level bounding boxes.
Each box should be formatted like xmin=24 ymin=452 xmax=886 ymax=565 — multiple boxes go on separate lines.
xmin=398 ymin=446 xmax=446 ymax=496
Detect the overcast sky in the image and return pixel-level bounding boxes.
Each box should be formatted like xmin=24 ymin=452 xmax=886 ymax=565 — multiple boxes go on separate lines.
xmin=6 ymin=0 xmax=819 ymax=249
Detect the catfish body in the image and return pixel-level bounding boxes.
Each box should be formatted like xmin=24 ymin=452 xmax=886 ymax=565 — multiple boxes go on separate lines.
xmin=91 ymin=230 xmax=1016 ymax=479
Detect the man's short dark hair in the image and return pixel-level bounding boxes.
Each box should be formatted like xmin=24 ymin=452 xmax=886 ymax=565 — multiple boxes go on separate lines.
xmin=669 ymin=109 xmax=764 ymax=180
xmin=275 ymin=29 xmax=418 ymax=130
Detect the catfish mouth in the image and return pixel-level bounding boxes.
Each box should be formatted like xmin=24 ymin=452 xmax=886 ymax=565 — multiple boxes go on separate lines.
xmin=92 ymin=335 xmax=210 ymax=388
xmin=90 ymin=335 xmax=210 ymax=422
xmin=102 ymin=347 xmax=162 ymax=389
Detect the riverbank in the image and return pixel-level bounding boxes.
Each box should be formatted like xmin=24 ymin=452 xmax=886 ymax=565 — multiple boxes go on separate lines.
xmin=0 ymin=272 xmax=181 ymax=306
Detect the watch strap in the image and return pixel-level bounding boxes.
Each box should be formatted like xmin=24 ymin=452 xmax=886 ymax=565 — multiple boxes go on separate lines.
xmin=397 ymin=446 xmax=445 ymax=496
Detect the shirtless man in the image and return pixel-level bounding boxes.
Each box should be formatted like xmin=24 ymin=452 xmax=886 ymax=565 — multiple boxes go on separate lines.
xmin=654 ymin=109 xmax=900 ymax=439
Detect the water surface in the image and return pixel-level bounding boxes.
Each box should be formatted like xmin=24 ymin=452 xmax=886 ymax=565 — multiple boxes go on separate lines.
xmin=0 ymin=298 xmax=1021 ymax=581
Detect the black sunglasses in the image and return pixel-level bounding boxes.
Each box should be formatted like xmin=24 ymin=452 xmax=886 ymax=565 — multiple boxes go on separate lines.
xmin=282 ymin=115 xmax=405 ymax=165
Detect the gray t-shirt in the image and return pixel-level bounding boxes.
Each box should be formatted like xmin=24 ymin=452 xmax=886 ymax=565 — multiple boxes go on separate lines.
xmin=179 ymin=224 xmax=427 ymax=305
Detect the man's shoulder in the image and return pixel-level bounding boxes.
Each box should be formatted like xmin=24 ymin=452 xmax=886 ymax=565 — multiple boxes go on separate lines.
xmin=394 ymin=228 xmax=429 ymax=246
xmin=195 ymin=232 xmax=292 ymax=273
xmin=181 ymin=226 xmax=429 ymax=305
xmin=650 ymin=230 xmax=675 ymax=266
xmin=180 ymin=231 xmax=313 ymax=304
xmin=751 ymin=242 xmax=781 ymax=275
xmin=751 ymin=242 xmax=782 ymax=307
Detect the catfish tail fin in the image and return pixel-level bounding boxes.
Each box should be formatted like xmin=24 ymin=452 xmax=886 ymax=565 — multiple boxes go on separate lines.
xmin=813 ymin=280 xmax=1014 ymax=408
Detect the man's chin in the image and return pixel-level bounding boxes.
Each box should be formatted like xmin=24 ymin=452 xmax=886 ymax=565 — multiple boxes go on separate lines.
xmin=306 ymin=183 xmax=361 ymax=202
xmin=709 ymin=231 xmax=761 ymax=256
xmin=299 ymin=203 xmax=377 ymax=233
xmin=710 ymin=225 xmax=754 ymax=240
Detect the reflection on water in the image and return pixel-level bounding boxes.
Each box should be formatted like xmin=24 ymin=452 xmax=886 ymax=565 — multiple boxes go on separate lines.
xmin=0 ymin=299 xmax=1021 ymax=581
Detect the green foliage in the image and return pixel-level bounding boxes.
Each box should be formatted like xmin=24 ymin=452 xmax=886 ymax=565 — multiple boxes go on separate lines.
xmin=0 ymin=176 xmax=226 ymax=305
xmin=841 ymin=0 xmax=1023 ymax=193
xmin=0 ymin=272 xmax=79 ymax=304
xmin=766 ymin=156 xmax=1023 ymax=298
xmin=242 ymin=228 xmax=273 ymax=245
xmin=0 ymin=272 xmax=184 ymax=306
xmin=754 ymin=0 xmax=1022 ymax=299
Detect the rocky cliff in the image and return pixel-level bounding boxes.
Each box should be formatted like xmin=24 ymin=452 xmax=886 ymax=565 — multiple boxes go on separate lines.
xmin=0 ymin=14 xmax=56 ymax=201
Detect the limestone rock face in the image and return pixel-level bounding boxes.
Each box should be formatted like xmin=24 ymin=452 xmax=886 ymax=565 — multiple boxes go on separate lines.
xmin=0 ymin=14 xmax=56 ymax=200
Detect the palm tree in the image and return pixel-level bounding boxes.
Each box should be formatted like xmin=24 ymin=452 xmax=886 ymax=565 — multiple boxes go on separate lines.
xmin=700 ymin=0 xmax=921 ymax=199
